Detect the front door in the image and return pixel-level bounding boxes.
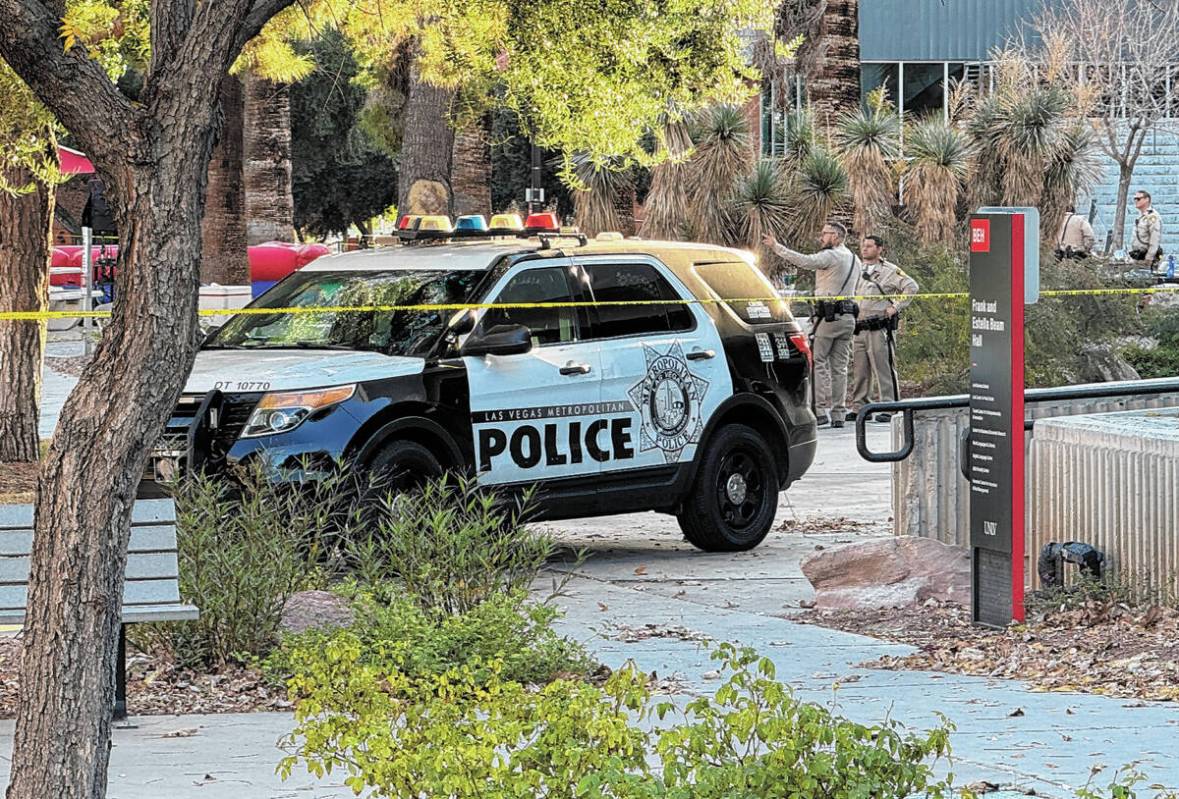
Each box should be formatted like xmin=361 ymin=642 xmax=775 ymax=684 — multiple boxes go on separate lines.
xmin=464 ymin=260 xmax=608 ymax=493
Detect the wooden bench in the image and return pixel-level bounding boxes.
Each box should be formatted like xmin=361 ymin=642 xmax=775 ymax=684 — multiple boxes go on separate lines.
xmin=0 ymin=498 xmax=199 ymax=719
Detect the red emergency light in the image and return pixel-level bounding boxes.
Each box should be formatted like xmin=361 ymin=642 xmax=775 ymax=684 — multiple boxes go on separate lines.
xmin=523 ymin=212 xmax=560 ymax=233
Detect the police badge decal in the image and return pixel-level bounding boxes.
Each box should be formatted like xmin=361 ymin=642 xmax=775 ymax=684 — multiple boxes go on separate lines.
xmin=627 ymin=342 xmax=710 ymax=463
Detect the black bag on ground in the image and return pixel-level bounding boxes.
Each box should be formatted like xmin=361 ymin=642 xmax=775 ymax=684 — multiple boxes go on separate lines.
xmin=1037 ymin=541 xmax=1105 ymax=588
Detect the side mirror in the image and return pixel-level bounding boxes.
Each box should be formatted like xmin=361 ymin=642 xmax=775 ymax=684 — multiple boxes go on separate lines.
xmin=202 ymin=325 xmax=222 ymax=344
xmin=460 ymin=324 xmax=532 ymax=357
xmin=447 ymin=309 xmax=476 ymax=336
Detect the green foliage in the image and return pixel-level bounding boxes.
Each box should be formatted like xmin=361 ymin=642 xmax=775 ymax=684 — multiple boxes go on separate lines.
xmin=792 ymin=149 xmax=848 ymax=242
xmin=1076 ymin=766 xmax=1179 ymax=799
xmin=731 ymin=158 xmax=793 ymax=250
xmin=0 ymin=66 xmax=60 ymax=194
xmin=903 ymin=117 xmax=971 ymax=246
xmin=1123 ymin=307 xmax=1179 ymax=380
xmin=686 ymin=104 xmax=752 ymax=245
xmin=342 ymin=474 xmax=558 ymax=615
xmin=571 ymin=152 xmax=634 ymax=236
xmin=279 ymin=641 xmax=956 ymax=798
xmin=836 ymin=105 xmax=901 ymax=235
xmin=134 ymin=462 xmax=363 ymax=667
xmin=268 ymin=590 xmax=594 ymax=687
xmin=290 ymin=31 xmax=398 ymax=238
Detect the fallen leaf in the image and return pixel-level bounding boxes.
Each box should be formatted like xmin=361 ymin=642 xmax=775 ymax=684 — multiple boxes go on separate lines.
xmin=597 ymin=602 xmax=609 ymax=612
xmin=1008 ymin=707 xmax=1024 ymax=717
xmin=162 ymin=727 xmax=199 ymax=738
xmin=633 ymin=565 xmax=648 ymax=576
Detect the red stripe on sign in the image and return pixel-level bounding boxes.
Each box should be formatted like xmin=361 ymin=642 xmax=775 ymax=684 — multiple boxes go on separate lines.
xmin=1010 ymin=213 xmax=1025 ymax=623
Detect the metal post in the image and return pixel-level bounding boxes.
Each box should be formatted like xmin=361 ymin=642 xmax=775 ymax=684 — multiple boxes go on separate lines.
xmin=528 ymin=143 xmax=542 ymax=215
xmin=943 ymin=61 xmax=950 ymax=123
xmin=81 ymin=226 xmax=93 ymax=356
xmin=113 ymin=624 xmax=127 ymax=721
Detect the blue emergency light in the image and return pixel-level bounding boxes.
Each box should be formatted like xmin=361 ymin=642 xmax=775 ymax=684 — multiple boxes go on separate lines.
xmin=455 ymin=215 xmax=490 ymax=232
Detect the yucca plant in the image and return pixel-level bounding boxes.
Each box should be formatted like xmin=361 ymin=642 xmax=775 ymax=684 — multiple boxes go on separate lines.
xmin=732 ymin=158 xmax=795 ymax=268
xmin=570 ymin=153 xmax=633 ymax=237
xmin=1041 ymin=121 xmax=1104 ymax=239
xmin=998 ymin=84 xmax=1071 ymax=207
xmin=781 ymin=109 xmax=816 ymax=165
xmin=904 ymin=117 xmax=971 ymax=246
xmin=836 ymin=106 xmax=901 ymax=236
xmin=639 ymin=117 xmax=694 ymax=239
xmin=791 ymin=148 xmax=848 ymax=242
xmin=686 ymin=104 xmax=751 ymax=245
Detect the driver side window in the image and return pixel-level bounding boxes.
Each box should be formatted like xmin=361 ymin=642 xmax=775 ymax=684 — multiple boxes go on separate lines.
xmin=480 ymin=266 xmax=583 ymax=347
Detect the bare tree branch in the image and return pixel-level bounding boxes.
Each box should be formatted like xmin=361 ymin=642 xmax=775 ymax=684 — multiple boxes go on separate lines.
xmin=0 ymin=0 xmax=137 ymax=163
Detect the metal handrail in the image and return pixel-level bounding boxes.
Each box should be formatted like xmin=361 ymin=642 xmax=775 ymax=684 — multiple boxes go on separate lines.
xmin=855 ymin=376 xmax=1179 ymax=463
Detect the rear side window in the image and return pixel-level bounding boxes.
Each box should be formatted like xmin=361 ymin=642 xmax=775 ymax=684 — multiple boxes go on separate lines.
xmin=583 ymin=263 xmax=693 ymax=339
xmin=692 ymin=261 xmax=792 ymax=325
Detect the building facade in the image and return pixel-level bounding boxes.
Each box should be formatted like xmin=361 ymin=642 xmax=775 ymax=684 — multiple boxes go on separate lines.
xmin=761 ymin=0 xmax=1179 ymax=254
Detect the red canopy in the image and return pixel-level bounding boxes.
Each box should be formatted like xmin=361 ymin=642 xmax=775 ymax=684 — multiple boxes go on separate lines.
xmin=58 ymin=146 xmax=95 ymax=175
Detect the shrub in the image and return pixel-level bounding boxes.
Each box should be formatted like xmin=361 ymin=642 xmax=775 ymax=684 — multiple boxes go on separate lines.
xmin=343 ymin=474 xmax=559 ymax=615
xmin=1123 ymin=307 xmax=1179 ymax=380
xmin=267 ymin=590 xmax=595 ymax=686
xmin=279 ymin=641 xmax=955 ymax=799
xmin=134 ymin=462 xmax=364 ymax=666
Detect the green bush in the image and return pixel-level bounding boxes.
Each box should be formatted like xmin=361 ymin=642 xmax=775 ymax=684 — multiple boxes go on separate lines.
xmin=343 ymin=474 xmax=559 ymax=615
xmin=1123 ymin=307 xmax=1179 ymax=380
xmin=267 ymin=590 xmax=595 ymax=686
xmin=279 ymin=642 xmax=955 ymax=798
xmin=134 ymin=463 xmax=364 ymax=667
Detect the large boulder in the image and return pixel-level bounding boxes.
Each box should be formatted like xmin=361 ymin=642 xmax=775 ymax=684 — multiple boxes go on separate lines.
xmin=280 ymin=590 xmax=354 ymax=634
xmin=801 ymin=537 xmax=971 ymax=610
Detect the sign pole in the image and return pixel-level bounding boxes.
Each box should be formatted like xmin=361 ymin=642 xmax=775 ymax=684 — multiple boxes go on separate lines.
xmin=82 ymin=226 xmax=93 ymax=357
xmin=967 ymin=208 xmax=1038 ymax=626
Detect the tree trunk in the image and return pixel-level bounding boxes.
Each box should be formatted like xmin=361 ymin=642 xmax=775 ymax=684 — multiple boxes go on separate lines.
xmin=244 ymin=72 xmax=295 ymax=244
xmin=1111 ymin=161 xmax=1134 ymax=253
xmin=0 ymin=168 xmax=52 ymax=463
xmin=451 ymin=114 xmax=492 ymax=218
xmin=398 ymin=61 xmax=455 ymax=217
xmin=611 ymin=182 xmax=637 ymax=237
xmin=201 ymin=75 xmax=249 ymax=283
xmin=805 ymin=0 xmax=860 ymax=133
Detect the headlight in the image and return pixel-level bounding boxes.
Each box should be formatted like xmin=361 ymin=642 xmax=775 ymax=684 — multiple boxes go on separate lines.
xmin=241 ymin=384 xmax=356 ymax=438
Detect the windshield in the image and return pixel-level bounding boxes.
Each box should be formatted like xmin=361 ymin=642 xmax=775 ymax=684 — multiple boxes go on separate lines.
xmin=208 ymin=269 xmax=484 ymax=356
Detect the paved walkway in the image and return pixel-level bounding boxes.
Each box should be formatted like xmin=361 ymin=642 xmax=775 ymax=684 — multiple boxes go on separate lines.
xmin=13 ymin=364 xmax=1176 ymax=797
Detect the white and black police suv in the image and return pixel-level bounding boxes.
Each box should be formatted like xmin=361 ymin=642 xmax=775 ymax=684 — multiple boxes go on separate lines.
xmin=152 ymin=216 xmax=818 ymax=551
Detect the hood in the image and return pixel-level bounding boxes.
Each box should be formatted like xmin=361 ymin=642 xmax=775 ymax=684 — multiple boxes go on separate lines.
xmin=184 ymin=349 xmax=425 ymax=394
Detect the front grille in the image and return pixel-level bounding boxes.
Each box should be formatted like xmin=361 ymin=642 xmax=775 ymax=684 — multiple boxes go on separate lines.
xmin=153 ymin=392 xmax=263 ymax=467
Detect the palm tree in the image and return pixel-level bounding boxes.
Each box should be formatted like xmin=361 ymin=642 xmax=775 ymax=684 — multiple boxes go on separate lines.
xmin=451 ymin=113 xmax=492 ymax=218
xmin=904 ymin=117 xmax=971 ymax=246
xmin=638 ymin=118 xmax=693 ymax=239
xmin=686 ymin=104 xmax=752 ymax=245
xmin=571 ymin=153 xmax=633 ymax=236
xmin=777 ymin=0 xmax=860 ymax=131
xmin=244 ymin=72 xmax=297 ymax=244
xmin=791 ymin=149 xmax=848 ymax=243
xmin=835 ymin=102 xmax=900 ymax=236
xmin=1041 ymin=122 xmax=1104 ymax=239
xmin=201 ymin=75 xmax=249 ymax=284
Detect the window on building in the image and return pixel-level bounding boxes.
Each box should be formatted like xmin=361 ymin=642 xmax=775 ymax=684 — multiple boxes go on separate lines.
xmin=861 ymin=62 xmax=899 ymax=109
xmin=903 ymin=63 xmax=946 ymax=118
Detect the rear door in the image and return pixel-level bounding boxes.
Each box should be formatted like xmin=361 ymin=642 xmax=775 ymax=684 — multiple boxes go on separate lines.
xmin=463 ymin=259 xmax=606 ymax=491
xmin=576 ymin=256 xmax=733 ymax=478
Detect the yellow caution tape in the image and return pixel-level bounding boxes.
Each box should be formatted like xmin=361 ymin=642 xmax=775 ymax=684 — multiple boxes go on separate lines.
xmin=2 ymin=285 xmax=1176 ymax=322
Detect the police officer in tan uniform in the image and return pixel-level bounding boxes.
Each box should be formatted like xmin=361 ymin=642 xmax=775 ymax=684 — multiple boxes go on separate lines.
xmin=763 ymin=221 xmax=859 ymax=428
xmin=849 ymin=235 xmax=918 ymax=422
xmin=1130 ymin=189 xmax=1163 ymax=268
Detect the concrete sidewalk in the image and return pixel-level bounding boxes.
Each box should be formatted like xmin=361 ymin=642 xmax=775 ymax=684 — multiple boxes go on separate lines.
xmin=21 ymin=368 xmax=1178 ymax=797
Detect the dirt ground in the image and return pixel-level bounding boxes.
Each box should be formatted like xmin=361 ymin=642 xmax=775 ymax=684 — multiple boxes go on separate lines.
xmin=803 ymin=598 xmax=1179 ymax=702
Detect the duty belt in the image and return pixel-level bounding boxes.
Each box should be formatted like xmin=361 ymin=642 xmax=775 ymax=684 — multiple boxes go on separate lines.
xmin=815 ymin=299 xmax=858 ymax=320
xmin=855 ymin=315 xmax=898 ymax=334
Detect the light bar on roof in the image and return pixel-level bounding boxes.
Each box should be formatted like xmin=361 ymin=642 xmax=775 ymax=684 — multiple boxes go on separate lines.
xmin=488 ymin=213 xmax=524 ymax=234
xmin=418 ymin=215 xmax=454 ymax=232
xmin=455 ymin=214 xmax=489 ymax=232
xmin=524 ymin=211 xmax=560 ymax=233
xmin=397 ymin=214 xmax=420 ymax=231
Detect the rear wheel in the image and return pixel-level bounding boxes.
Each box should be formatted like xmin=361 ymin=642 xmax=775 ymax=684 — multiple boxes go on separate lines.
xmin=677 ymin=424 xmax=779 ymax=552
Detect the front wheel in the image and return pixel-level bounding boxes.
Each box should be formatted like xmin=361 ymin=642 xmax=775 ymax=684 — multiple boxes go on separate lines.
xmin=366 ymin=439 xmax=443 ymax=492
xmin=677 ymin=424 xmax=779 ymax=552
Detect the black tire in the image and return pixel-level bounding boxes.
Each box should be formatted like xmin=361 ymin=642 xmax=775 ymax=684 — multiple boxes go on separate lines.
xmin=677 ymin=424 xmax=779 ymax=552
xmin=366 ymin=439 xmax=443 ymax=492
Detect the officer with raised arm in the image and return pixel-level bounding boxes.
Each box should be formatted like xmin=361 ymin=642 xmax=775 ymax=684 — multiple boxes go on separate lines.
xmin=763 ymin=221 xmax=858 ymax=428
xmin=849 ymin=234 xmax=918 ymax=423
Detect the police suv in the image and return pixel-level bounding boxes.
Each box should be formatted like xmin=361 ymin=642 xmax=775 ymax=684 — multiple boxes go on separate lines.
xmin=155 ymin=217 xmax=817 ymax=551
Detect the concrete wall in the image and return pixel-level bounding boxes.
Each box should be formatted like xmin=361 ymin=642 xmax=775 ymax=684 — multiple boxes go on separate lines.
xmin=1030 ymin=408 xmax=1179 ymax=597
xmin=891 ymin=384 xmax=1179 ymax=551
xmin=1079 ymin=123 xmax=1179 ymax=256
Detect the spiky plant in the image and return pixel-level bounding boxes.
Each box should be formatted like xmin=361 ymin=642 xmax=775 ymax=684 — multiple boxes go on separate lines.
xmin=791 ymin=148 xmax=848 ymax=242
xmin=781 ymin=109 xmax=816 ymax=165
xmin=998 ymin=84 xmax=1071 ymax=207
xmin=964 ymin=91 xmax=1005 ymax=210
xmin=904 ymin=117 xmax=971 ymax=246
xmin=1041 ymin=122 xmax=1104 ymax=238
xmin=732 ymin=158 xmax=795 ymax=267
xmin=639 ymin=118 xmax=694 ymax=239
xmin=686 ymin=104 xmax=752 ymax=245
xmin=836 ymin=106 xmax=901 ymax=236
xmin=570 ymin=153 xmax=633 ymax=237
